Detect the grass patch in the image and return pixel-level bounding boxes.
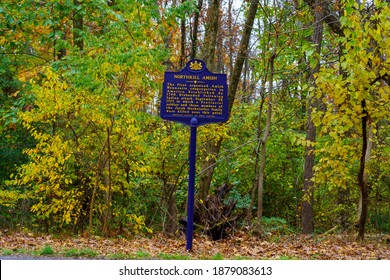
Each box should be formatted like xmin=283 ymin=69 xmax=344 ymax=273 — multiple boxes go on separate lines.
xmin=212 ymin=252 xmax=224 ymax=260
xmin=106 ymin=252 xmax=132 ymax=260
xmin=39 ymin=244 xmax=54 ymax=256
xmin=232 ymin=255 xmax=252 ymax=260
xmin=0 ymin=248 xmax=14 ymax=256
xmin=135 ymin=250 xmax=152 ymax=259
xmin=13 ymin=248 xmax=30 ymax=255
xmin=278 ymin=255 xmax=299 ymax=260
xmin=62 ymin=248 xmax=98 ymax=258
xmin=158 ymin=253 xmax=191 ymax=260
xmin=310 ymin=253 xmax=321 ymax=260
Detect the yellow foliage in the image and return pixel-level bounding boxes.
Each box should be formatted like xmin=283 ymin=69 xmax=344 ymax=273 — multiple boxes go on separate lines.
xmin=312 ymin=2 xmax=390 ymax=191
xmin=128 ymin=214 xmax=153 ymax=235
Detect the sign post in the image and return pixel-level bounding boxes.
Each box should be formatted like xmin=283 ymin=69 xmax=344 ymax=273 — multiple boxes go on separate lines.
xmin=186 ymin=118 xmax=198 ymax=251
xmin=160 ymin=59 xmax=229 ymax=251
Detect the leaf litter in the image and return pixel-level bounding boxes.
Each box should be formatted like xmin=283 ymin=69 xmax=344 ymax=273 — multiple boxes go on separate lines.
xmin=0 ymin=231 xmax=388 ymax=260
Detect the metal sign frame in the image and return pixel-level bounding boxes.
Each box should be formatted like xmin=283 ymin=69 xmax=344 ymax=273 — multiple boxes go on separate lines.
xmin=160 ymin=59 xmax=228 ymax=126
xmin=160 ymin=59 xmax=229 ymax=251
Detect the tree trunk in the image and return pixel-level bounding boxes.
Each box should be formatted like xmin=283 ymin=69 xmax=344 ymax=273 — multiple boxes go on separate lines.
xmin=198 ymin=0 xmax=259 ymax=202
xmin=303 ymin=0 xmax=343 ymax=36
xmin=302 ymin=107 xmax=316 ymax=234
xmin=162 ymin=181 xmax=178 ymax=235
xmin=246 ymin=14 xmax=268 ymax=223
xmin=356 ymin=18 xmax=383 ymax=239
xmin=197 ymin=0 xmax=220 ymax=201
xmin=302 ymin=0 xmax=323 ymax=234
xmin=159 ymin=4 xmax=181 ymax=235
xmin=88 ymin=130 xmax=110 ymax=233
xmin=73 ymin=0 xmax=84 ymax=50
xmin=357 ymin=99 xmax=370 ymax=240
xmin=53 ymin=1 xmax=66 ymax=60
xmin=227 ymin=0 xmax=234 ymax=72
xmin=201 ymin=0 xmax=220 ymax=69
xmin=356 ymin=123 xmax=374 ymax=235
xmin=180 ymin=0 xmax=186 ymax=67
xmin=102 ymin=128 xmax=112 ymax=236
xmin=227 ymin=0 xmax=259 ymax=116
xmin=257 ymin=32 xmax=278 ymax=222
xmin=190 ymin=0 xmax=203 ymax=59
xmin=246 ymin=88 xmax=266 ymax=223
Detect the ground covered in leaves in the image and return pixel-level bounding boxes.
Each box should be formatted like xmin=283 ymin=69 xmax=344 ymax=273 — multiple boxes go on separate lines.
xmin=0 ymin=231 xmax=389 ymax=260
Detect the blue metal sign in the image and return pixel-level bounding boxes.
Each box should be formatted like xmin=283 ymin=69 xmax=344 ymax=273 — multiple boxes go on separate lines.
xmin=160 ymin=59 xmax=228 ymax=126
xmin=160 ymin=59 xmax=229 ymax=251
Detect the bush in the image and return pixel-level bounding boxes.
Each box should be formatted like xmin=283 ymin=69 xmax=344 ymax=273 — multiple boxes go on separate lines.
xmin=370 ymin=211 xmax=390 ymax=234
xmin=261 ymin=217 xmax=295 ymax=235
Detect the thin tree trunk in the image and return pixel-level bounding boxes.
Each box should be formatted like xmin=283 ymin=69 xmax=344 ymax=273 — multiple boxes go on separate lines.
xmin=190 ymin=0 xmax=203 ymax=59
xmin=227 ymin=0 xmax=234 ymax=72
xmin=302 ymin=0 xmax=323 ymax=234
xmin=246 ymin=15 xmax=268 ymax=223
xmin=257 ymin=32 xmax=278 ymax=221
xmin=88 ymin=133 xmax=110 ymax=233
xmin=73 ymin=0 xmax=84 ymax=50
xmin=356 ymin=23 xmax=384 ymax=239
xmin=52 ymin=1 xmax=66 ymax=60
xmin=198 ymin=0 xmax=221 ymax=201
xmin=198 ymin=0 xmax=260 ymax=202
xmin=246 ymin=89 xmax=266 ymax=223
xmin=302 ymin=105 xmax=316 ymax=234
xmin=357 ymin=99 xmax=370 ymax=240
xmin=180 ymin=0 xmax=186 ymax=67
xmin=201 ymin=0 xmax=220 ymax=69
xmin=243 ymin=57 xmax=249 ymax=102
xmin=227 ymin=0 xmax=259 ymax=116
xmin=162 ymin=180 xmax=178 ymax=235
xmin=159 ymin=4 xmax=181 ymax=235
xmin=356 ymin=123 xmax=374 ymax=234
xmin=102 ymin=128 xmax=112 ymax=236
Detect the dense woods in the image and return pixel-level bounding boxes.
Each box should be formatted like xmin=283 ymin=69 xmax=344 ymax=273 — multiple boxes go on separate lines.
xmin=1 ymin=0 xmax=389 ymax=241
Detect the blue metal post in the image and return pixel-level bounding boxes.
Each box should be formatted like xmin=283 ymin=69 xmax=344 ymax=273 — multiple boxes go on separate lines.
xmin=186 ymin=117 xmax=198 ymax=251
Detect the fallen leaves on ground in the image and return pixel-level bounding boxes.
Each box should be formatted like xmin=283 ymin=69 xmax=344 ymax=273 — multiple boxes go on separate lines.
xmin=0 ymin=231 xmax=389 ymax=260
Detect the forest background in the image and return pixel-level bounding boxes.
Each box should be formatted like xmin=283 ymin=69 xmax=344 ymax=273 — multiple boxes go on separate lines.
xmin=0 ymin=0 xmax=389 ymax=244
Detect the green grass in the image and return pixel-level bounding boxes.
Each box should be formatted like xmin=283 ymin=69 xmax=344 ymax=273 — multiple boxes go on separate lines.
xmin=106 ymin=252 xmax=132 ymax=260
xmin=0 ymin=248 xmax=14 ymax=256
xmin=310 ymin=253 xmax=321 ymax=260
xmin=212 ymin=252 xmax=224 ymax=260
xmin=39 ymin=244 xmax=54 ymax=256
xmin=278 ymin=255 xmax=300 ymax=260
xmin=1 ymin=246 xmax=258 ymax=260
xmin=62 ymin=248 xmax=98 ymax=258
xmin=232 ymin=255 xmax=252 ymax=260
xmin=158 ymin=253 xmax=191 ymax=260
xmin=135 ymin=250 xmax=152 ymax=259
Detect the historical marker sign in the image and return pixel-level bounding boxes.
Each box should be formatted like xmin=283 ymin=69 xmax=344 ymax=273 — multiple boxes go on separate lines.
xmin=160 ymin=59 xmax=228 ymax=126
xmin=160 ymin=59 xmax=229 ymax=251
